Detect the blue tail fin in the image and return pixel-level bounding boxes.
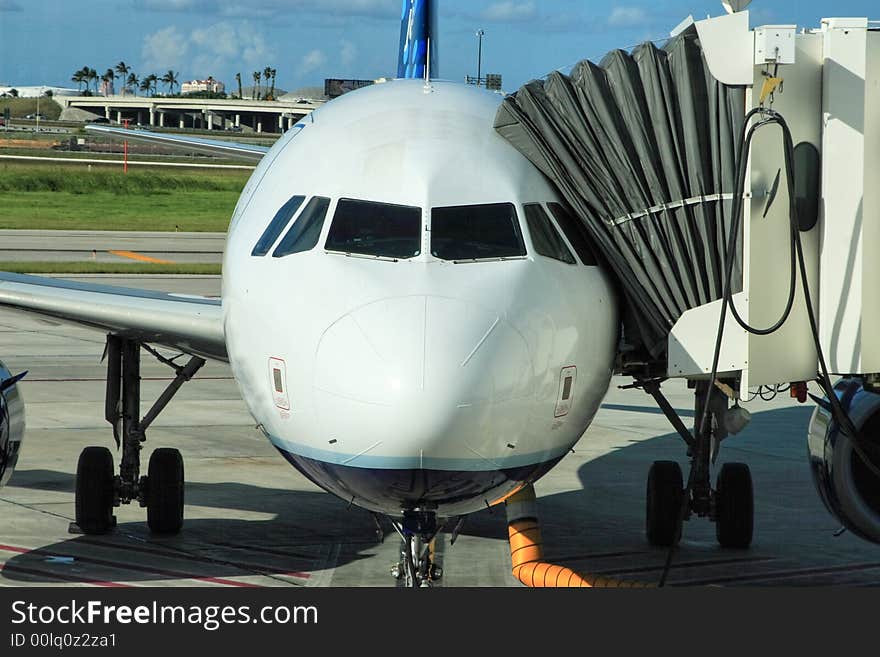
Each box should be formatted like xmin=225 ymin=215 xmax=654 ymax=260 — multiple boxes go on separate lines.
xmin=397 ymin=0 xmax=437 ymax=79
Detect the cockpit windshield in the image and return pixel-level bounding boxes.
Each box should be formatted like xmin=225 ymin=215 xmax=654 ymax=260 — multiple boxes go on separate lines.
xmin=430 ymin=202 xmax=526 ymax=261
xmin=325 ymin=198 xmax=422 ymax=260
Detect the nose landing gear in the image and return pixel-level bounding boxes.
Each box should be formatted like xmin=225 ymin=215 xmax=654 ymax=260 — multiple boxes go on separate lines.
xmin=389 ymin=509 xmax=444 ymax=587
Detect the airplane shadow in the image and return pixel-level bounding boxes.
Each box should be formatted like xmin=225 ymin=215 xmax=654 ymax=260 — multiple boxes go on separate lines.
xmin=2 ymin=474 xmax=383 ymax=585
xmin=6 ymin=404 xmax=878 ymax=586
xmin=531 ymin=404 xmax=880 ymax=584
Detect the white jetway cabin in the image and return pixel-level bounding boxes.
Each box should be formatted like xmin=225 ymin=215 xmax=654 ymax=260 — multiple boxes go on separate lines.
xmin=495 ymin=7 xmax=880 ymax=550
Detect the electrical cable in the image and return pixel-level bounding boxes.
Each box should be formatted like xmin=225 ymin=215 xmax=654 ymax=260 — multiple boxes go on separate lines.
xmin=660 ymin=105 xmax=880 ymax=587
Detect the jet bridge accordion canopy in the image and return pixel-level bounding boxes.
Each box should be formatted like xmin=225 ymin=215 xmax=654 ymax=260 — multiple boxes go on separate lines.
xmin=494 ymin=27 xmax=745 ymax=359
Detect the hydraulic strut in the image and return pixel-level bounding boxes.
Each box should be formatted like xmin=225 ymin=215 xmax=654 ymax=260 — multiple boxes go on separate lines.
xmin=104 ymin=335 xmax=205 ymax=506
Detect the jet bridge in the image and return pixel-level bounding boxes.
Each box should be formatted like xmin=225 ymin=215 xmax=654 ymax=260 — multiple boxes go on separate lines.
xmin=496 ymin=9 xmax=880 ymax=551
xmin=496 ymin=11 xmax=880 ymax=393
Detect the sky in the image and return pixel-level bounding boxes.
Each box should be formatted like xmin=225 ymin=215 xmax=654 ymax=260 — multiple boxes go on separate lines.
xmin=0 ymin=1 xmax=878 ymax=94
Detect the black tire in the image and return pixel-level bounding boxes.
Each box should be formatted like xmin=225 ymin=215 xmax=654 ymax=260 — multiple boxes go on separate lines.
xmin=146 ymin=448 xmax=184 ymax=535
xmin=75 ymin=446 xmax=115 ymax=534
xmin=715 ymin=462 xmax=754 ymax=549
xmin=646 ymin=460 xmax=684 ymax=547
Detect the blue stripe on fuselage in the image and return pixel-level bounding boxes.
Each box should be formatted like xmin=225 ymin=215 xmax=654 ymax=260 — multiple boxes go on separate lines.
xmin=265 ymin=431 xmax=569 ymax=471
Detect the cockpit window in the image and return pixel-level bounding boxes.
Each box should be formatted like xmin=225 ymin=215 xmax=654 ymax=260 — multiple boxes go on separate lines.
xmin=430 ymin=202 xmax=526 ymax=261
xmin=524 ymin=203 xmax=576 ymax=264
xmin=547 ymin=202 xmax=598 ymax=266
xmin=325 ymin=198 xmax=421 ymax=260
xmin=272 ymin=196 xmax=331 ymax=257
xmin=252 ymin=195 xmax=305 ymax=256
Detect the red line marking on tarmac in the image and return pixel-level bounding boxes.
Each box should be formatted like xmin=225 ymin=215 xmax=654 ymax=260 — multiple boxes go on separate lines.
xmin=0 ymin=543 xmax=259 ymax=587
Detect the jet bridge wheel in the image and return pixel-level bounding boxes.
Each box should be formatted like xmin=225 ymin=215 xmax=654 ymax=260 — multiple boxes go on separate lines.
xmin=646 ymin=460 xmax=684 ymax=547
xmin=146 ymin=448 xmax=184 ymax=535
xmin=75 ymin=446 xmax=116 ymax=534
xmin=715 ymin=462 xmax=754 ymax=549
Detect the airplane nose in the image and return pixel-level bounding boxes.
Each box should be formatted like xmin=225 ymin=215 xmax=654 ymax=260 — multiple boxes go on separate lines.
xmin=313 ymin=295 xmax=534 ymax=465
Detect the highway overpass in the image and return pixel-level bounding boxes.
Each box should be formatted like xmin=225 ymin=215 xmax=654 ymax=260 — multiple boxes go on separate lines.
xmin=57 ymin=95 xmax=323 ymax=133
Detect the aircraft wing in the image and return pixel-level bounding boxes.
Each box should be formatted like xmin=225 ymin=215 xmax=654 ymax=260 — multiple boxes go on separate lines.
xmin=85 ymin=125 xmax=269 ymax=162
xmin=0 ymin=272 xmax=226 ymax=362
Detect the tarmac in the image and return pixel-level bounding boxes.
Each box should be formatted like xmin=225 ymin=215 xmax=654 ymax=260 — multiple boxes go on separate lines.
xmin=0 ymin=230 xmax=225 ymax=264
xmin=1 ymin=272 xmax=880 ymax=587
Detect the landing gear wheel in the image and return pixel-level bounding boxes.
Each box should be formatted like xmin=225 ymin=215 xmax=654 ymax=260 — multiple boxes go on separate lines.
xmin=715 ymin=462 xmax=753 ymax=548
xmin=646 ymin=460 xmax=684 ymax=547
xmin=146 ymin=448 xmax=184 ymax=535
xmin=75 ymin=446 xmax=115 ymax=534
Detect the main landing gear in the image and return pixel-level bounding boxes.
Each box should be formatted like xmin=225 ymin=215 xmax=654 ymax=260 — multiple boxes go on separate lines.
xmin=638 ymin=379 xmax=754 ymax=549
xmin=73 ymin=335 xmax=204 ymax=535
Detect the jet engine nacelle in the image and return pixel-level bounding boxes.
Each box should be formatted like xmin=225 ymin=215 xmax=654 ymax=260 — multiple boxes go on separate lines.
xmin=0 ymin=359 xmax=25 ymax=488
xmin=808 ymin=378 xmax=880 ymax=543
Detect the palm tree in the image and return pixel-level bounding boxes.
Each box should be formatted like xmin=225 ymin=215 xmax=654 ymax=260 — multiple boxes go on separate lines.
xmin=235 ymin=72 xmax=242 ymax=99
xmin=263 ymin=66 xmax=272 ymax=99
xmin=146 ymin=74 xmax=159 ymax=97
xmin=102 ymin=68 xmax=115 ymax=95
xmin=161 ymin=70 xmax=179 ymax=95
xmin=71 ymin=68 xmax=86 ymax=93
xmin=268 ymin=67 xmax=277 ymax=100
xmin=140 ymin=74 xmax=158 ymax=98
xmin=126 ymin=72 xmax=139 ymax=97
xmin=115 ymin=61 xmax=130 ymax=94
xmin=87 ymin=68 xmax=99 ymax=95
xmin=252 ymin=71 xmax=260 ymax=99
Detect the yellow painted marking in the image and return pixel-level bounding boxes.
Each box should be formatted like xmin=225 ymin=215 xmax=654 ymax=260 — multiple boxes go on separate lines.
xmin=108 ymin=250 xmax=174 ymax=265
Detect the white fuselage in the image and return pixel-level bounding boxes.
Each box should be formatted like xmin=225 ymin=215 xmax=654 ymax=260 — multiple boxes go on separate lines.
xmin=221 ymin=79 xmax=619 ymax=517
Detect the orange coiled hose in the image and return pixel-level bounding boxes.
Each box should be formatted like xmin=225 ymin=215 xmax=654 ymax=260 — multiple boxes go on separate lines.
xmin=506 ymin=486 xmax=655 ymax=588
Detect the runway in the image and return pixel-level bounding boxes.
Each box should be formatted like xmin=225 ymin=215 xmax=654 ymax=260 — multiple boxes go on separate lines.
xmin=1 ymin=274 xmax=880 ymax=587
xmin=0 ymin=230 xmax=225 ymax=264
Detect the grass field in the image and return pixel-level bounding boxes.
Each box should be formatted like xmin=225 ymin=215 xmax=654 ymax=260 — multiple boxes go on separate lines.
xmin=0 ymin=261 xmax=221 ymax=274
xmin=0 ymin=161 xmax=249 ymax=231
xmin=0 ymin=97 xmax=62 ymax=120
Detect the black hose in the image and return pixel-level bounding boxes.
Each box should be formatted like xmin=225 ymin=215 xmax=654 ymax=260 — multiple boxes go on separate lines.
xmin=662 ymin=106 xmax=880 ymax=588
xmin=701 ymin=106 xmax=880 ymax=481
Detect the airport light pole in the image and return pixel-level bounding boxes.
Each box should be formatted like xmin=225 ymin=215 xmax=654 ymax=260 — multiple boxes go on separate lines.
xmin=476 ymin=29 xmax=485 ymax=86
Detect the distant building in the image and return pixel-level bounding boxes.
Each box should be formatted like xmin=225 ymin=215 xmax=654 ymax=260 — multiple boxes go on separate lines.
xmin=100 ymin=79 xmax=114 ymax=97
xmin=0 ymin=85 xmax=79 ymax=98
xmin=182 ymin=78 xmax=225 ymax=94
xmin=324 ymin=78 xmax=374 ymax=99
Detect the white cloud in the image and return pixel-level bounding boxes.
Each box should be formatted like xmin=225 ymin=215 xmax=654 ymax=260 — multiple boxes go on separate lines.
xmin=142 ymin=22 xmax=275 ymax=80
xmin=299 ymin=49 xmax=327 ymax=75
xmin=340 ymin=40 xmax=357 ymax=67
xmin=481 ymin=1 xmax=536 ymax=23
xmin=134 ymin=0 xmax=397 ymax=20
xmin=608 ymin=7 xmax=649 ymax=27
xmin=134 ymin=0 xmax=200 ymax=9
xmin=141 ymin=26 xmax=189 ymax=72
